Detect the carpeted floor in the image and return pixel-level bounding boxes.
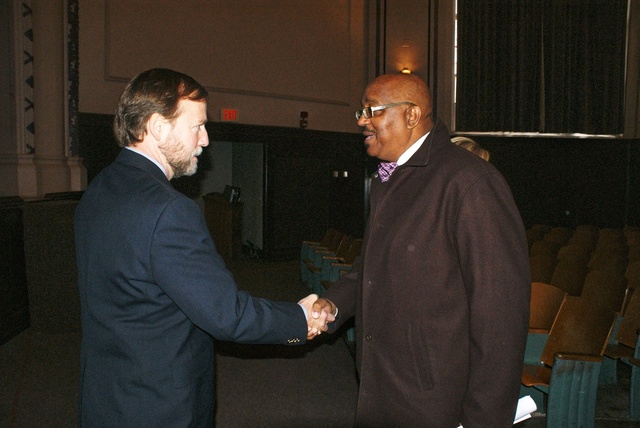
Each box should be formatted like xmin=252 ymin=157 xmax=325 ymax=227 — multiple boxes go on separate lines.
xmin=0 ymin=259 xmax=359 ymax=427
xmin=213 ymin=259 xmax=359 ymax=427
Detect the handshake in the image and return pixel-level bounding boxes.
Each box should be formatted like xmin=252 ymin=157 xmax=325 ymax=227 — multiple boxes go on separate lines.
xmin=298 ymin=294 xmax=337 ymax=340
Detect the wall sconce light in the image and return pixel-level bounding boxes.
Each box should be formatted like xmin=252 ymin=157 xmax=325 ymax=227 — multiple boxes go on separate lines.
xmin=401 ymin=67 xmax=412 ymax=74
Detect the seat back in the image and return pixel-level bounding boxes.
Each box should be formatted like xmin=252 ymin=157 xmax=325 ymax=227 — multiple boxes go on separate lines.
xmin=587 ymin=251 xmax=627 ymax=274
xmin=616 ymin=290 xmax=640 ymax=349
xmin=529 ymin=255 xmax=557 ymax=284
xmin=527 ymin=224 xmax=551 ymax=242
xmin=301 ymin=228 xmax=339 ymax=262
xmin=556 ymin=244 xmax=592 ymax=266
xmin=530 ymin=240 xmax=561 ymax=259
xmin=543 ymin=227 xmax=572 ymax=247
xmin=327 ymin=230 xmax=346 ymax=253
xmin=529 ymin=282 xmax=566 ymax=332
xmin=550 ymin=261 xmax=588 ymax=296
xmin=625 ymin=225 xmax=640 ymax=243
xmin=343 ymin=239 xmax=363 ymax=265
xmin=627 ymin=260 xmax=640 ymax=290
xmin=567 ymin=226 xmax=598 ymax=250
xmin=319 ymin=228 xmax=338 ymax=248
xmin=334 ymin=235 xmax=355 ymax=260
xmin=542 ymin=296 xmax=616 ymax=367
xmin=580 ymin=270 xmax=628 ymax=313
xmin=596 ymin=228 xmax=625 ymax=249
xmin=627 ymin=244 xmax=640 ymax=262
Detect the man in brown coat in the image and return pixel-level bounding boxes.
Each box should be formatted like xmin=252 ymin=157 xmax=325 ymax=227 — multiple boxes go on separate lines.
xmin=317 ymin=74 xmax=530 ymax=427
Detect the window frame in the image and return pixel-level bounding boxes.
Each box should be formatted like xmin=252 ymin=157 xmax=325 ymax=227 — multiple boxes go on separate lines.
xmin=437 ymin=0 xmax=640 ymax=139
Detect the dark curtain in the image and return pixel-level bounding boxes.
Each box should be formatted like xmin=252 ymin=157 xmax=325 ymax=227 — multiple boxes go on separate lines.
xmin=456 ymin=0 xmax=627 ymax=135
xmin=543 ymin=0 xmax=627 ymax=134
xmin=456 ymin=0 xmax=542 ymax=132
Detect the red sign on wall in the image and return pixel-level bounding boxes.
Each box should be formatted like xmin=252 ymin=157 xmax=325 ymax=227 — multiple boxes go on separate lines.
xmin=220 ymin=108 xmax=238 ymax=121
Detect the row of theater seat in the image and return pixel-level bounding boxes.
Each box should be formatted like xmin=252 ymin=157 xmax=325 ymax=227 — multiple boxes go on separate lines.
xmin=299 ymin=228 xmax=362 ymax=343
xmin=299 ymin=228 xmax=362 ymax=295
xmin=528 ymin=224 xmax=640 ymax=313
xmin=524 ymin=224 xmax=640 ymax=426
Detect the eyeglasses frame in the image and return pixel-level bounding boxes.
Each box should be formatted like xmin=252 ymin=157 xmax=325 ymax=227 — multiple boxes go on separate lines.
xmin=354 ymin=101 xmax=416 ymax=120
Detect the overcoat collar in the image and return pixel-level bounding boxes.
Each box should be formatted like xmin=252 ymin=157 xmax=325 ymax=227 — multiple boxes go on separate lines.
xmin=401 ymin=117 xmax=449 ymax=168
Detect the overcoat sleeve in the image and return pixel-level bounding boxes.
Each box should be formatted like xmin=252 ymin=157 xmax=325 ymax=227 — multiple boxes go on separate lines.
xmin=150 ymin=196 xmax=308 ymax=344
xmin=324 ymin=255 xmax=361 ymax=329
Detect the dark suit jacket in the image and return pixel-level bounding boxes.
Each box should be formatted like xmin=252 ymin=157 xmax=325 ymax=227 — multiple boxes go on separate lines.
xmin=75 ymin=149 xmax=307 ymax=427
xmin=325 ymin=118 xmax=531 ymax=427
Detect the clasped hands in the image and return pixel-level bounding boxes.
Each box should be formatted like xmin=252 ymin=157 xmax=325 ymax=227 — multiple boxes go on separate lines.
xmin=298 ymin=294 xmax=337 ymax=340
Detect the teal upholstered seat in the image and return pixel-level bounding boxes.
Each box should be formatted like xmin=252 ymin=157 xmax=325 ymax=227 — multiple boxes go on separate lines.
xmin=600 ymin=290 xmax=640 ymax=419
xmin=521 ymin=296 xmax=616 ymax=427
xmin=300 ymin=228 xmax=343 ymax=287
xmin=303 ymin=235 xmax=353 ymax=293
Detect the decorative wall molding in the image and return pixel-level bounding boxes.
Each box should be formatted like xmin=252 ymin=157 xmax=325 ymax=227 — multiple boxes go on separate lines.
xmin=67 ymin=0 xmax=79 ymax=156
xmin=19 ymin=0 xmax=35 ymax=155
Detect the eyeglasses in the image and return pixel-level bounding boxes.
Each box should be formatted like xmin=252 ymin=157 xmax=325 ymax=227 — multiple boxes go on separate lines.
xmin=354 ymin=102 xmax=416 ymax=120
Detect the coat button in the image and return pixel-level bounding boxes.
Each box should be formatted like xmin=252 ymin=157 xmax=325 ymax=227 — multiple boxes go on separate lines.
xmin=365 ymin=335 xmax=373 ymax=341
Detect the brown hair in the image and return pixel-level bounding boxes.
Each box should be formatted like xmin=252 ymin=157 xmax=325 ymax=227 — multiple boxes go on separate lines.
xmin=113 ymin=68 xmax=208 ymax=147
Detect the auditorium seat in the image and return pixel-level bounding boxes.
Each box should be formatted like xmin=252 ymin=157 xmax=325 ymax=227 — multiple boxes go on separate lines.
xmin=529 ymin=254 xmax=557 ymax=284
xmin=302 ymin=234 xmax=354 ymax=293
xmin=580 ymin=270 xmax=628 ymax=314
xmin=319 ymin=239 xmax=362 ymax=293
xmin=550 ymin=260 xmax=589 ymax=296
xmin=600 ymin=291 xmax=640 ymax=419
xmin=529 ymin=282 xmax=566 ymax=334
xmin=300 ymin=229 xmax=344 ymax=287
xmin=521 ymin=296 xmax=616 ymax=427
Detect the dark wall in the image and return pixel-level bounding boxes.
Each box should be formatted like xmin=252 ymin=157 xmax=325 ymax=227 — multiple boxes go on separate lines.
xmin=80 ymin=113 xmax=640 ymax=232
xmin=78 ymin=113 xmax=120 ymax=184
xmin=78 ymin=114 xmax=368 ymax=260
xmin=206 ymin=121 xmax=368 ymax=259
xmin=0 ymin=197 xmax=29 ymax=345
xmin=472 ymin=136 xmax=640 ymax=229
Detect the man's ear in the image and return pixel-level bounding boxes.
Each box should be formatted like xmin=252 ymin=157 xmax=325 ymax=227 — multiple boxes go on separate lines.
xmin=147 ymin=113 xmax=166 ymax=142
xmin=405 ymin=106 xmax=422 ymax=129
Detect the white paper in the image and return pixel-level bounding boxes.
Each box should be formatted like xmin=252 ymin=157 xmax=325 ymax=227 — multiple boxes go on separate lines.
xmin=513 ymin=395 xmax=537 ymax=423
xmin=457 ymin=395 xmax=537 ymax=427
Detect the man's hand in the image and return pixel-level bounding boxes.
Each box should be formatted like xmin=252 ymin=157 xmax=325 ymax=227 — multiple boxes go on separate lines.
xmin=298 ymin=294 xmax=337 ymax=340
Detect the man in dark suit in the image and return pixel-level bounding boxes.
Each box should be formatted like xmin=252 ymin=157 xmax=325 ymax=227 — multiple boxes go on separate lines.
xmin=316 ymin=74 xmax=531 ymax=427
xmin=75 ymin=68 xmax=332 ymax=427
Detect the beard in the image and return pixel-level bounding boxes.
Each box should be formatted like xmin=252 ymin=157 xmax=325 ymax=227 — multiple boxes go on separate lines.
xmin=159 ymin=132 xmax=201 ymax=178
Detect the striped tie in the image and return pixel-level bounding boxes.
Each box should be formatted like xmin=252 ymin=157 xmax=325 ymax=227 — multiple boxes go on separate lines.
xmin=378 ymin=162 xmax=398 ymax=182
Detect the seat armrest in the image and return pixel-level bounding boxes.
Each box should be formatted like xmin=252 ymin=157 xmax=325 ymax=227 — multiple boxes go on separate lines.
xmin=528 ymin=328 xmax=550 ymax=334
xmin=323 ymin=256 xmax=345 ymax=264
xmin=554 ymin=353 xmax=603 ymax=363
xmin=628 ymin=357 xmax=640 ymax=367
xmin=314 ymin=250 xmax=334 ymax=255
xmin=331 ymin=262 xmax=352 ymax=269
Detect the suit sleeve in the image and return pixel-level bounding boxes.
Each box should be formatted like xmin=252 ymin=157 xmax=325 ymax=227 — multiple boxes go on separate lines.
xmin=455 ymin=171 xmax=531 ymax=427
xmin=149 ymin=196 xmax=308 ymax=345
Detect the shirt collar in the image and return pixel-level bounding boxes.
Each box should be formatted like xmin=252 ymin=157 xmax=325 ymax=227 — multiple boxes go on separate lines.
xmin=396 ymin=132 xmax=430 ymax=166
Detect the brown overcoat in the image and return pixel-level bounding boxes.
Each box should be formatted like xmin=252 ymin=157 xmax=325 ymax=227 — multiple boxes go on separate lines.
xmin=326 ymin=118 xmax=531 ymax=427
